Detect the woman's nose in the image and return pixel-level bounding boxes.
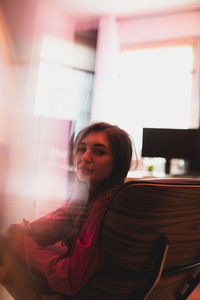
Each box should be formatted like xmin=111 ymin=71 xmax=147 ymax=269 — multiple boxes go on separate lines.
xmin=82 ymin=150 xmax=92 ymax=163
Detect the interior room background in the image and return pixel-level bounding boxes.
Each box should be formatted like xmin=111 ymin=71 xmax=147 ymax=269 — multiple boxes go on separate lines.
xmin=0 ymin=0 xmax=200 ymax=230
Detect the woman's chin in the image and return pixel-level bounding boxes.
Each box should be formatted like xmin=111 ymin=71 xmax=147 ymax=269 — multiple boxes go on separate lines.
xmin=77 ymin=174 xmax=91 ymax=184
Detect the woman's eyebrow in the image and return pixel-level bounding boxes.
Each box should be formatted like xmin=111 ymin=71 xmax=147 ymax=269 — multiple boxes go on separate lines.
xmin=80 ymin=141 xmax=109 ymax=149
xmin=80 ymin=142 xmax=108 ymax=148
xmin=93 ymin=143 xmax=108 ymax=148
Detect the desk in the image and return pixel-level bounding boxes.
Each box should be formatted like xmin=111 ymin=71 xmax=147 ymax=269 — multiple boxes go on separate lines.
xmin=126 ymin=170 xmax=200 ymax=182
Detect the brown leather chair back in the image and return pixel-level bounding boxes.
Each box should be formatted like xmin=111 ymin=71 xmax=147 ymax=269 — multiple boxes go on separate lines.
xmin=76 ymin=179 xmax=200 ymax=300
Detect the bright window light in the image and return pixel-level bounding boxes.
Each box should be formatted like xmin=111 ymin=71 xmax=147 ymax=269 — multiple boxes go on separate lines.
xmin=40 ymin=36 xmax=74 ymax=66
xmin=112 ymin=43 xmax=195 ymax=156
xmin=34 ymin=36 xmax=93 ymax=120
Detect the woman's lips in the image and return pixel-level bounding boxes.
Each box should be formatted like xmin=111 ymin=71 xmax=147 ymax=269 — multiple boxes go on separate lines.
xmin=78 ymin=166 xmax=93 ymax=174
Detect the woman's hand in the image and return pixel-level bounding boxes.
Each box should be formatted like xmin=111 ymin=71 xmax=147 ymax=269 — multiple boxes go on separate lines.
xmin=5 ymin=223 xmax=23 ymax=238
xmin=0 ymin=265 xmax=8 ymax=283
xmin=3 ymin=224 xmax=26 ymax=251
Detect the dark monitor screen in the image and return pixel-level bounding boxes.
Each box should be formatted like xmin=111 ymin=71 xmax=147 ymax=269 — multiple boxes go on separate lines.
xmin=142 ymin=128 xmax=200 ymax=174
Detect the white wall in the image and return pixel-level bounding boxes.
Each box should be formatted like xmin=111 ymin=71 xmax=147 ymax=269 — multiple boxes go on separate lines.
xmin=0 ymin=0 xmax=76 ymax=228
xmin=118 ymin=10 xmax=200 ymax=46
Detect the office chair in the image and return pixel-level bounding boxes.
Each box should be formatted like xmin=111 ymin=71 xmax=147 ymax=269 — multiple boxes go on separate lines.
xmin=75 ymin=178 xmax=200 ymax=300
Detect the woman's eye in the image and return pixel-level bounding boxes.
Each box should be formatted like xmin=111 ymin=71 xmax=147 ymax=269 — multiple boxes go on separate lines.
xmin=77 ymin=147 xmax=86 ymax=153
xmin=94 ymin=149 xmax=105 ymax=156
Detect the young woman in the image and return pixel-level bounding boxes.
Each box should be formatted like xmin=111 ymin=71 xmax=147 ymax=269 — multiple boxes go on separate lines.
xmin=0 ymin=121 xmax=134 ymax=299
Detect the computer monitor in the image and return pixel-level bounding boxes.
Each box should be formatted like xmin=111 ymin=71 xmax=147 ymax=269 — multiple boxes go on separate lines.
xmin=141 ymin=128 xmax=200 ymax=174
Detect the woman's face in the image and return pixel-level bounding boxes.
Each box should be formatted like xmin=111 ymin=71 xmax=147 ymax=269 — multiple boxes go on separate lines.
xmin=75 ymin=131 xmax=114 ymax=188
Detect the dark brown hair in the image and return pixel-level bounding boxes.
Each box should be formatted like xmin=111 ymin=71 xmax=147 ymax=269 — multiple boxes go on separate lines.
xmin=73 ymin=122 xmax=133 ymax=187
xmin=62 ymin=122 xmax=134 ymax=254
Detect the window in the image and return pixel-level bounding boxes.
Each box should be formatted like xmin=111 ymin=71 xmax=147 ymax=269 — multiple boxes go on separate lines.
xmin=113 ymin=42 xmax=196 ymax=159
xmin=34 ymin=35 xmax=94 ymax=123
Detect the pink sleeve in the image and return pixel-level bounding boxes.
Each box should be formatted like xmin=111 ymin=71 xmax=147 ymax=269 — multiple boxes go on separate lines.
xmin=10 ymin=190 xmax=114 ymax=295
xmin=28 ymin=202 xmax=71 ymax=246
xmin=12 ymin=208 xmax=105 ymax=295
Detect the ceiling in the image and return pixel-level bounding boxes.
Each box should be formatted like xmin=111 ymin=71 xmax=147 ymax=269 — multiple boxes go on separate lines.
xmin=49 ymin=0 xmax=200 ymax=20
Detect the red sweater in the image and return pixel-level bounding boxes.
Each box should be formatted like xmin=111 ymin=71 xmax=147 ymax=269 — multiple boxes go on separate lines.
xmin=10 ymin=188 xmax=115 ymax=296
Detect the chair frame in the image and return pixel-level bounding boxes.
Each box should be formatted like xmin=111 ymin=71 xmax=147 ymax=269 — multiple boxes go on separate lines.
xmin=100 ymin=179 xmax=200 ymax=299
